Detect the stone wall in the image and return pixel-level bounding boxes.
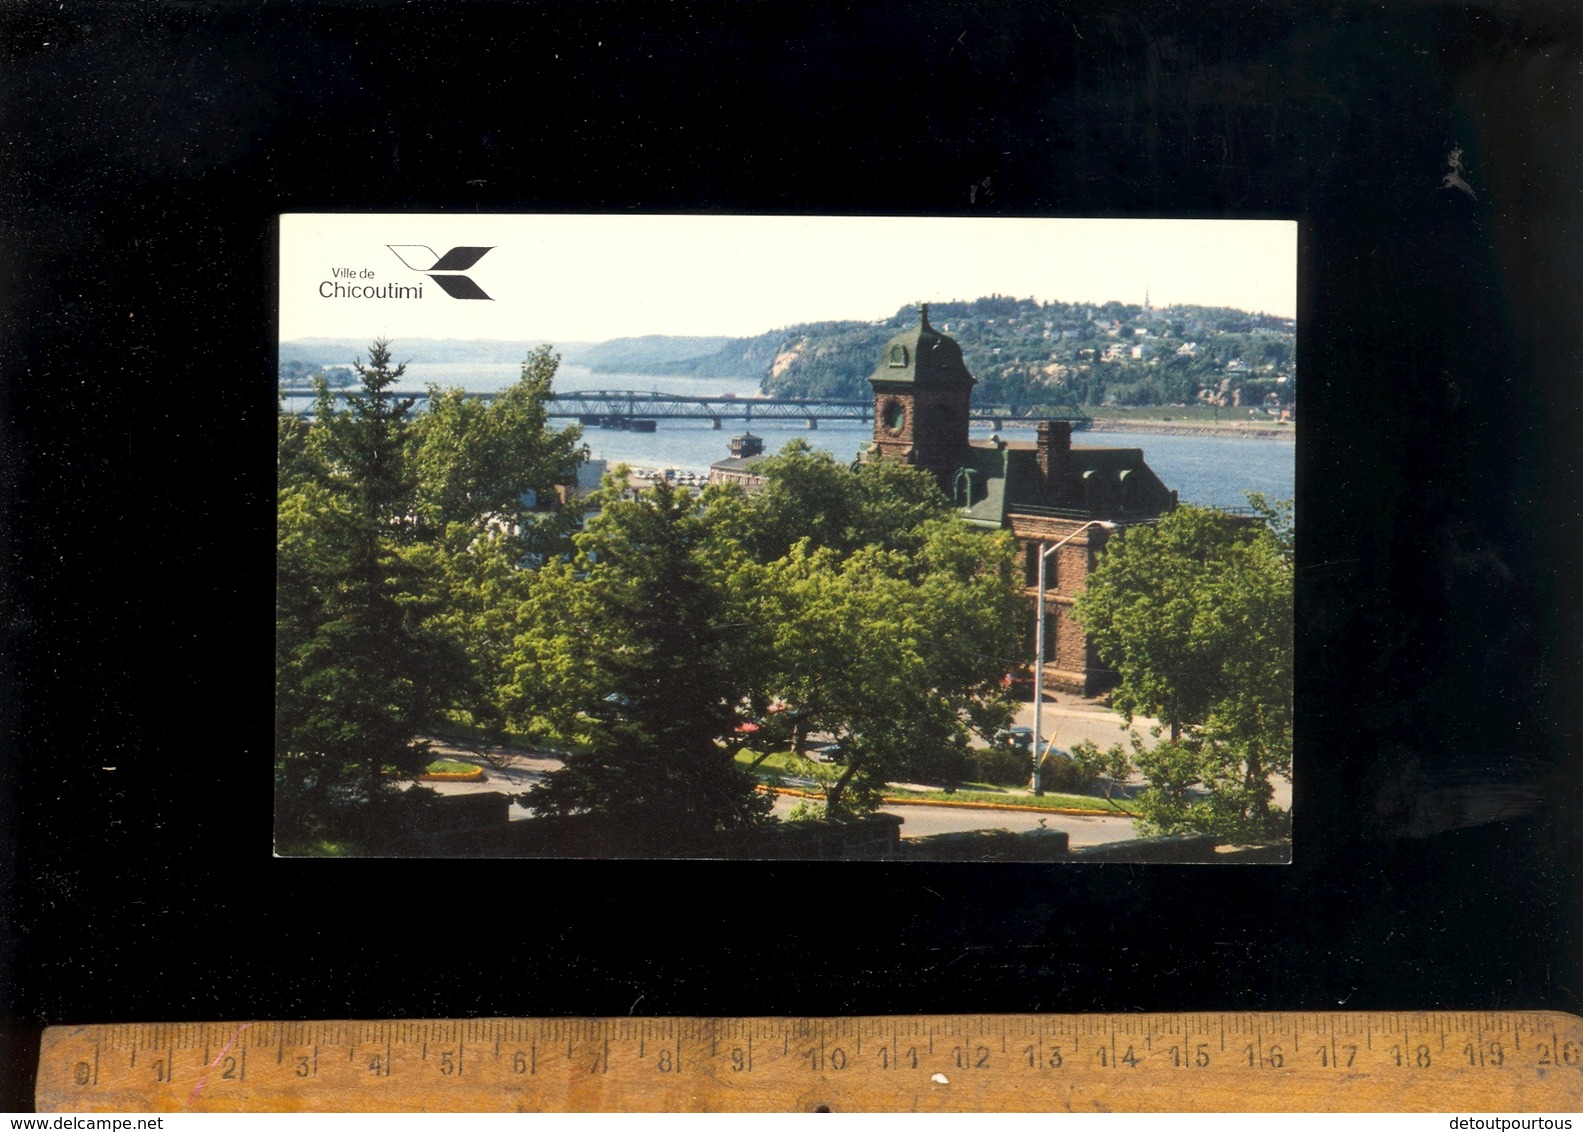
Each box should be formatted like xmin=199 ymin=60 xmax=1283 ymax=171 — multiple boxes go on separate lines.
xmin=499 ymin=810 xmax=906 ymax=860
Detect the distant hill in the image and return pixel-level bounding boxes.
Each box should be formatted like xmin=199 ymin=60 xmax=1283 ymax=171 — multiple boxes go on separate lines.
xmin=280 ymin=297 xmax=1295 ymax=410
xmin=747 ymin=297 xmax=1296 ymax=410
xmin=611 ymin=318 xmax=898 ymax=393
xmin=279 ymin=337 xmax=595 ymax=368
xmin=564 ymin=297 xmax=1292 ymax=410
xmin=579 ymin=335 xmax=733 ymax=372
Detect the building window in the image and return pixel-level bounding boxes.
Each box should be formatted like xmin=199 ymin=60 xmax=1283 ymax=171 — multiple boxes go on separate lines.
xmin=953 ymin=468 xmax=982 ymax=508
xmin=883 ymin=399 xmax=906 ymax=433
xmin=888 ymin=344 xmax=908 ymax=367
xmin=1083 ymin=469 xmax=1105 ymax=512
xmin=1025 ymin=541 xmax=1058 ymax=590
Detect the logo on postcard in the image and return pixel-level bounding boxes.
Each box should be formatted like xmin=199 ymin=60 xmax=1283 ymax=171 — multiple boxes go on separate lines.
xmin=386 ymin=245 xmax=495 ymax=300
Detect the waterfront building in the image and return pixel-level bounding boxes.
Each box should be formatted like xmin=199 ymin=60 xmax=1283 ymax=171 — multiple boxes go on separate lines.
xmin=860 ymin=305 xmax=1176 ymax=695
xmin=707 ymin=431 xmax=769 ymax=490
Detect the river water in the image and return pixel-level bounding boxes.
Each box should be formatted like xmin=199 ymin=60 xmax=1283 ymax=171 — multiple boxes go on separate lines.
xmin=386 ymin=361 xmax=1296 ymax=511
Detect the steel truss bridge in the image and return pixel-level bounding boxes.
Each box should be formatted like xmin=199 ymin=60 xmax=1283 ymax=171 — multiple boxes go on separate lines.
xmin=279 ymin=387 xmax=1089 ymax=429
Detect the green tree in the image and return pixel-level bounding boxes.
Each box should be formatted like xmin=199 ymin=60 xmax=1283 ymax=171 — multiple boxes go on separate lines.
xmin=693 ymin=444 xmax=1023 ymax=806
xmin=276 ymin=339 xmax=587 ymax=847
xmin=309 ymin=340 xmax=418 ymax=531
xmin=406 ymin=344 xmax=586 ymax=557
xmin=524 ymin=478 xmax=772 ymax=841
xmin=496 ymin=555 xmax=604 ymax=742
xmin=275 ymin=341 xmax=468 ymax=846
xmin=733 ymin=440 xmax=951 ymax=562
xmin=505 ymin=447 xmax=1024 ymax=833
xmin=1072 ymin=496 xmax=1293 ymax=841
xmin=400 ymin=346 xmax=588 ymax=737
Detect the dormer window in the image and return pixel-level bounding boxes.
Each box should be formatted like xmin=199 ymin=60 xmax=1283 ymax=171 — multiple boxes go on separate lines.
xmin=888 ymin=344 xmax=908 ymax=367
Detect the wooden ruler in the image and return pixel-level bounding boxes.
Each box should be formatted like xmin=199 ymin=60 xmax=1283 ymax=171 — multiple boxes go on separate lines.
xmin=35 ymin=1013 xmax=1583 ymax=1112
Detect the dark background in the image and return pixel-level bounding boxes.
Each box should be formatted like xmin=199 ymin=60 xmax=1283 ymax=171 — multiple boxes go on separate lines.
xmin=3 ymin=0 xmax=1580 ymax=1111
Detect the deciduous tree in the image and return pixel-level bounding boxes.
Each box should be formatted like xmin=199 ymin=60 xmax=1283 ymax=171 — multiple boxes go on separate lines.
xmin=406 ymin=344 xmax=586 ymax=557
xmin=1072 ymin=496 xmax=1293 ymax=841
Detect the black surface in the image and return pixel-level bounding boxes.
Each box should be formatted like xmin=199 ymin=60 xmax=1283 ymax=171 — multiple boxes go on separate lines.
xmin=3 ymin=0 xmax=1581 ymax=1112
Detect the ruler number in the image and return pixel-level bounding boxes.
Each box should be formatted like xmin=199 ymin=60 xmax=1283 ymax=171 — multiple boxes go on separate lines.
xmin=1171 ymin=1044 xmax=1211 ymax=1069
xmin=730 ymin=1047 xmax=746 ymax=1072
xmin=879 ymin=1046 xmax=918 ymax=1070
xmin=74 ymin=1062 xmax=91 ymax=1086
xmin=512 ymin=1051 xmax=530 ymax=1075
xmin=954 ymin=1046 xmax=989 ymax=1070
xmin=1097 ymin=1046 xmax=1139 ymax=1069
xmin=657 ymin=1049 xmax=673 ymax=1073
xmin=1318 ymin=1045 xmax=1357 ymax=1068
xmin=1464 ymin=1042 xmax=1504 ymax=1068
xmin=804 ymin=1047 xmax=848 ymax=1072
xmin=1246 ymin=1045 xmax=1284 ymax=1069
xmin=1391 ymin=1045 xmax=1431 ymax=1069
xmin=1025 ymin=1045 xmax=1064 ymax=1069
xmin=1537 ymin=1040 xmax=1580 ymax=1067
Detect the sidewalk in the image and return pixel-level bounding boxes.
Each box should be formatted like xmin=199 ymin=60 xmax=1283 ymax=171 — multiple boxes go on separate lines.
xmin=1006 ymin=692 xmax=1292 ymax=812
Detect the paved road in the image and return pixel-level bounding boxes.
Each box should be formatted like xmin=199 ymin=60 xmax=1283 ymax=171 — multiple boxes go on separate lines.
xmin=417 ymin=742 xmax=1141 ymax=845
xmin=415 ymin=693 xmax=1292 ymax=843
xmin=410 ymin=746 xmax=557 ymax=821
xmin=767 ymin=792 xmax=1137 ymax=845
xmin=1010 ymin=692 xmax=1293 ymax=812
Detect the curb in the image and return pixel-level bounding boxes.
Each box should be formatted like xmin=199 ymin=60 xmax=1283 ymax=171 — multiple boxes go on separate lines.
xmin=759 ymin=784 xmax=1134 ymax=819
xmin=419 ymin=769 xmax=487 ymax=782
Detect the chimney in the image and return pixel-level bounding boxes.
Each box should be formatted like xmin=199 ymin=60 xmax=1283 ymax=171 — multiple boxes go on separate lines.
xmin=1037 ymin=420 xmax=1072 ymax=483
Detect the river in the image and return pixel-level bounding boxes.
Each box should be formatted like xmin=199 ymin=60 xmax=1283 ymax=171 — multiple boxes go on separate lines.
xmin=386 ymin=362 xmax=1296 ymax=511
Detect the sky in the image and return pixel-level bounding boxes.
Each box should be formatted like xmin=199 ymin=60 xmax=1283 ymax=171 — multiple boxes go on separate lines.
xmin=279 ymin=215 xmax=1297 ymax=343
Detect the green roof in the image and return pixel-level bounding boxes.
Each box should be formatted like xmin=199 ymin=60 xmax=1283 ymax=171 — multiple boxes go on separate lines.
xmin=948 ymin=439 xmax=1176 ymax=525
xmin=868 ymin=304 xmax=976 ymax=390
xmin=951 ymin=444 xmax=1014 ymax=528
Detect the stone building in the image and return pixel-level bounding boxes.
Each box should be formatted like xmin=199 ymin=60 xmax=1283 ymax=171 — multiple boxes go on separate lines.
xmin=706 ymin=431 xmax=769 ymax=490
xmin=860 ymin=305 xmax=1177 ymax=694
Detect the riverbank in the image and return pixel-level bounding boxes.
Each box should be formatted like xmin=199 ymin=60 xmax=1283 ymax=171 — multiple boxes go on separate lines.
xmin=1081 ymin=418 xmax=1295 ymax=440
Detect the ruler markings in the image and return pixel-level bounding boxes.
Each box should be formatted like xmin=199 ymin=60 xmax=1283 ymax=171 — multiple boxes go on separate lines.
xmin=35 ymin=1013 xmax=1583 ymax=1113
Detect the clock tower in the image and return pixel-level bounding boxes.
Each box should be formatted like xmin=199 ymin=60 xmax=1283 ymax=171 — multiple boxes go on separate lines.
xmin=864 ymin=304 xmax=975 ymax=488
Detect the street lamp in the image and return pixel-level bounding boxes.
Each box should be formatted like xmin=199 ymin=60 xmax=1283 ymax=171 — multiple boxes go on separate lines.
xmin=1031 ymin=519 xmax=1117 ymax=794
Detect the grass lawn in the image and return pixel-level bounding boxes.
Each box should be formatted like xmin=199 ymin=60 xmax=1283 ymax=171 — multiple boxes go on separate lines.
xmin=424 ymin=758 xmax=480 ymax=775
xmin=281 ymin=840 xmax=361 ymax=857
xmin=733 ymin=751 xmax=1131 ymax=814
xmin=893 ymin=786 xmax=1127 ymax=813
xmin=735 ymin=750 xmax=803 ymax=778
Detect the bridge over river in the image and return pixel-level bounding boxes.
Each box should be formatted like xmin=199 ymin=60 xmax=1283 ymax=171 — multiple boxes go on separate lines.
xmin=279 ymin=387 xmax=1089 ymax=430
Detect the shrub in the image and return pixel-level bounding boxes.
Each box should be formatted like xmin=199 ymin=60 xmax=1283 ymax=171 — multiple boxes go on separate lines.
xmin=970 ymin=744 xmax=1033 ymax=787
xmin=1038 ymin=754 xmax=1095 ymax=793
xmin=899 ymin=745 xmax=974 ymax=792
xmin=425 ymin=758 xmax=478 ymax=775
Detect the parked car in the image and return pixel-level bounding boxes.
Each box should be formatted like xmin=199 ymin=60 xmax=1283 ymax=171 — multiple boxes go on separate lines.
xmin=807 ymin=742 xmax=846 ymax=764
xmin=995 ymin=726 xmax=1034 ymax=752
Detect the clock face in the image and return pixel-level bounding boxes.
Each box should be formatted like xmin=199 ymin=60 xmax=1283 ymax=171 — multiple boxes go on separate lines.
xmin=883 ymin=400 xmax=906 ymax=432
